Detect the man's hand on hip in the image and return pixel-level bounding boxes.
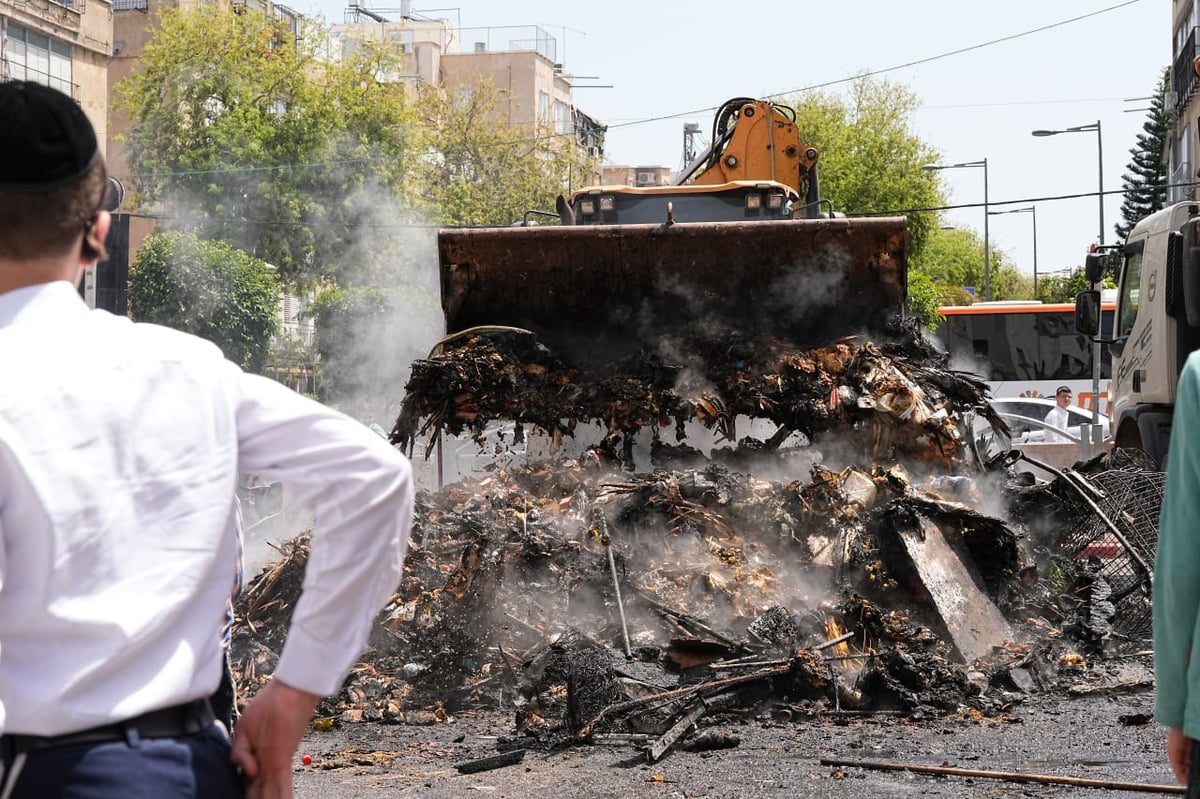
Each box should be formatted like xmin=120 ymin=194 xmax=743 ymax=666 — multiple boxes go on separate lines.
xmin=230 ymin=678 xmax=321 ymax=799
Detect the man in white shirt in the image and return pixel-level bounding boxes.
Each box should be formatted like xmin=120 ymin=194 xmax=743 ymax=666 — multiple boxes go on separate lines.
xmin=1044 ymin=385 xmax=1075 ymax=442
xmin=0 ymin=81 xmax=414 ymax=798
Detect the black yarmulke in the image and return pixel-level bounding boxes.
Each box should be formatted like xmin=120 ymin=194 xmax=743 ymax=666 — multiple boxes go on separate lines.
xmin=0 ymin=81 xmax=99 ymax=192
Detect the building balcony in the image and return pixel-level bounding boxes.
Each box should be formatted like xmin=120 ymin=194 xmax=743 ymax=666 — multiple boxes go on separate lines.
xmin=1174 ymin=26 xmax=1198 ymax=113
xmin=12 ymin=0 xmax=86 ymax=25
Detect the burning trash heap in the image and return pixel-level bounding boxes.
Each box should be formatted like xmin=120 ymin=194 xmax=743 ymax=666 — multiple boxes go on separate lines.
xmin=230 ymin=315 xmax=1157 ymax=757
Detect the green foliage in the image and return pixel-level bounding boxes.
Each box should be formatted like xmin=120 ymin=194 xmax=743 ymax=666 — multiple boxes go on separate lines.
xmin=910 ymin=225 xmax=1030 ymax=302
xmin=906 ymin=271 xmax=942 ymax=329
xmin=115 ymin=9 xmax=597 ymax=287
xmin=116 ymin=7 xmax=425 ymax=286
xmin=1116 ymin=68 xmax=1170 ymax=241
xmin=786 ymin=77 xmax=945 ymax=259
xmin=129 ymin=232 xmax=280 ymax=372
xmin=911 ymin=227 xmax=980 ymax=291
xmin=409 ymin=82 xmax=596 ymax=226
xmin=990 ymin=261 xmax=1033 ymax=302
xmin=1035 ymin=267 xmax=1091 ymax=304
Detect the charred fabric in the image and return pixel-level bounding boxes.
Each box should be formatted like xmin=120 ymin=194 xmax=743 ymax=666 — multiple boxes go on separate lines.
xmin=229 ymin=313 xmax=1158 ymax=760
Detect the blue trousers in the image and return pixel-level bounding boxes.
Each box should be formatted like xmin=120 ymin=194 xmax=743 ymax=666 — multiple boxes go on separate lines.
xmin=1 ymin=723 xmax=242 ymax=798
xmin=1190 ymin=740 xmax=1200 ymax=799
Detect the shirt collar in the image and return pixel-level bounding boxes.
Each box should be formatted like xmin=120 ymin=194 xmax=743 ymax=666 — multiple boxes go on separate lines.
xmin=0 ymin=281 xmax=89 ymax=329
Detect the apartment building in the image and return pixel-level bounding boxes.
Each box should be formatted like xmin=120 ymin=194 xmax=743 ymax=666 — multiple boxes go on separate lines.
xmin=0 ymin=0 xmax=112 ymax=145
xmin=331 ymin=8 xmax=605 ymax=180
xmin=1172 ymin=0 xmax=1200 ymax=201
xmin=601 ymin=165 xmax=672 ymax=187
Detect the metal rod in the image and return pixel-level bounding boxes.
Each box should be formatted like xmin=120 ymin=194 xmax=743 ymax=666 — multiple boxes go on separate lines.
xmin=1032 ymin=205 xmax=1039 ymax=298
xmin=983 ymin=157 xmax=990 ymax=300
xmin=1093 ymin=119 xmax=1105 ymax=424
xmin=813 ymin=630 xmax=856 ymax=651
xmin=607 ymin=543 xmax=632 ymax=658
xmin=1016 ymin=452 xmax=1153 ymax=582
xmin=820 ymin=758 xmax=1183 ymax=794
xmin=708 ymin=659 xmax=789 ymax=671
xmin=595 ymin=510 xmax=632 ymax=658
xmin=635 ymin=590 xmax=746 ymax=651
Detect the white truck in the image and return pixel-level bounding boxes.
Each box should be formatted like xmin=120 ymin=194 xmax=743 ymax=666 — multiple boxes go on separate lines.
xmin=1077 ymin=200 xmax=1200 ymax=467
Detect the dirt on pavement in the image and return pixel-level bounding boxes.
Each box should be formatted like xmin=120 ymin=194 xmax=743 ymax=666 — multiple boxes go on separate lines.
xmin=290 ymin=655 xmax=1173 ymax=799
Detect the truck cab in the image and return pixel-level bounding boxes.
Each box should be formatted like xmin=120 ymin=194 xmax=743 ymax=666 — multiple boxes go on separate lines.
xmin=1094 ymin=202 xmax=1200 ymax=466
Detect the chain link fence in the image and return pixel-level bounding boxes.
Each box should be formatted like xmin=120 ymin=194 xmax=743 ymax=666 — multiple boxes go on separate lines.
xmin=1058 ymin=468 xmax=1165 ymax=641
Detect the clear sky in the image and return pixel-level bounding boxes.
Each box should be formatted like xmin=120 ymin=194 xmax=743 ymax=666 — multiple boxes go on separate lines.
xmin=296 ymin=0 xmax=1167 ymax=286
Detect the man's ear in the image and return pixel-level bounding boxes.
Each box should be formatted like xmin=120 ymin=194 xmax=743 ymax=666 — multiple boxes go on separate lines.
xmin=81 ymin=210 xmax=112 ymax=264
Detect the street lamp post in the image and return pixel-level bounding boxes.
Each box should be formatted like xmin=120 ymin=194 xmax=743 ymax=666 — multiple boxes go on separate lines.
xmin=1031 ymin=121 xmax=1104 ymax=246
xmin=1032 ymin=121 xmax=1105 ymax=431
xmin=987 ymin=206 xmax=1038 ymax=297
xmin=923 ymin=160 xmax=990 ymax=300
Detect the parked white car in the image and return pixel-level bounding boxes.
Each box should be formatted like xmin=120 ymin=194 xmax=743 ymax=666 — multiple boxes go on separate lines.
xmin=987 ymin=397 xmax=1110 ymax=444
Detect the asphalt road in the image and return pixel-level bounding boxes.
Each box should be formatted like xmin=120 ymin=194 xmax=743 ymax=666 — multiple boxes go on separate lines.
xmin=291 ymin=664 xmax=1174 ymax=799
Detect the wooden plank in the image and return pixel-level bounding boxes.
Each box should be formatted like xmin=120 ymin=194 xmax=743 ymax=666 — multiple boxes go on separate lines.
xmin=647 ymin=700 xmax=707 ymax=763
xmin=895 ymin=516 xmax=1012 ymax=662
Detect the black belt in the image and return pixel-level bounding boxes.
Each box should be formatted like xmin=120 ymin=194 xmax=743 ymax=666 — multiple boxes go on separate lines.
xmin=1 ymin=699 xmax=215 ymax=757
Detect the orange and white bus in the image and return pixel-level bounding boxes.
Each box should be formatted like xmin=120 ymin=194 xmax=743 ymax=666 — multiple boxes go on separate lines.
xmin=933 ymin=297 xmax=1116 ymax=416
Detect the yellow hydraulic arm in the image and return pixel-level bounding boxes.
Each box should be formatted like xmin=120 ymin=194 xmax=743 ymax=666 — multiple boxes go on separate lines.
xmin=686 ymin=98 xmax=819 ymax=204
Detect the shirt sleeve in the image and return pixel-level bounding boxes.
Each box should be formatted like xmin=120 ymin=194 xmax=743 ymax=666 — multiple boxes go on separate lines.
xmin=230 ymin=368 xmax=413 ymax=696
xmin=1155 ymin=353 xmax=1200 ymax=731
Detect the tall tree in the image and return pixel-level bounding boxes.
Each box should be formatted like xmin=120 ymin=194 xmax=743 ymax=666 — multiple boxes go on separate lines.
xmin=1115 ymin=68 xmax=1170 ymax=241
xmin=410 ymin=82 xmax=596 ymax=227
xmin=911 ymin=227 xmax=981 ymax=292
xmin=911 ymin=225 xmax=1030 ymax=303
xmin=116 ymin=8 xmax=598 ymax=290
xmin=116 ymin=8 xmax=424 ymax=287
xmin=1034 ymin=267 xmax=1091 ymax=304
xmin=787 ymin=76 xmax=946 ymax=260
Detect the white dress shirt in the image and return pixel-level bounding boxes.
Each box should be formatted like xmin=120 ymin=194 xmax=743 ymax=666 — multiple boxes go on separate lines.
xmin=0 ymin=281 xmax=413 ymax=736
xmin=1043 ymin=404 xmax=1073 ymax=442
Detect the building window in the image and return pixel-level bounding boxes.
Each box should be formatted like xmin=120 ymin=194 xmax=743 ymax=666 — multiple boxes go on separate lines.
xmin=538 ymin=90 xmax=550 ymax=123
xmin=554 ymin=100 xmax=571 ymax=135
xmin=4 ymin=24 xmax=73 ymax=96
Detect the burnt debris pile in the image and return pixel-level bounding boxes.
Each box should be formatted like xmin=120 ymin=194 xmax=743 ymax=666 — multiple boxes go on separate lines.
xmin=389 ymin=317 xmax=1003 ymax=471
xmin=229 ymin=320 xmax=1162 ymax=760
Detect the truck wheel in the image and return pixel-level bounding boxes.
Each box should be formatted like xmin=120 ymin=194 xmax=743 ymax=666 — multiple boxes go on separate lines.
xmin=1116 ymin=413 xmax=1170 ymax=470
xmin=1114 ymin=420 xmax=1141 ymax=451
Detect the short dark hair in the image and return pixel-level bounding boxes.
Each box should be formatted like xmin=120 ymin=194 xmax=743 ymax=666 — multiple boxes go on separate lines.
xmin=0 ymin=161 xmax=108 ymax=261
xmin=1055 ymin=386 xmax=1072 ymax=396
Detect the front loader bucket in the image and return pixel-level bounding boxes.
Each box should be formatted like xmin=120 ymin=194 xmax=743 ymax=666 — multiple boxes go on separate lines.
xmin=439 ymin=217 xmax=907 ymax=356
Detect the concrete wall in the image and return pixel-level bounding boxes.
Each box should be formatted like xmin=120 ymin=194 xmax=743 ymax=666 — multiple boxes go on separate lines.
xmin=440 ymin=49 xmax=569 ymax=129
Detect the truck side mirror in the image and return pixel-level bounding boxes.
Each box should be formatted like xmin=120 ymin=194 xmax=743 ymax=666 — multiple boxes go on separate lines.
xmin=1075 ymin=290 xmax=1101 ymax=337
xmin=1084 ymin=253 xmax=1106 ymax=285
